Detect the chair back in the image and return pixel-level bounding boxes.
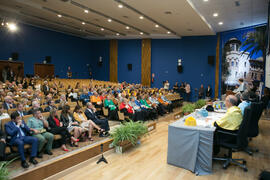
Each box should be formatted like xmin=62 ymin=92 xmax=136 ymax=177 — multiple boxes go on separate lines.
xmin=248 ymin=102 xmax=263 ymax=137
xmin=237 ymin=106 xmax=252 ymax=148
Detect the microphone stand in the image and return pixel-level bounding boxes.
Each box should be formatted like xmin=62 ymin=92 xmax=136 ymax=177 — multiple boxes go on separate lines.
xmin=96 ymin=144 xmax=108 ymax=164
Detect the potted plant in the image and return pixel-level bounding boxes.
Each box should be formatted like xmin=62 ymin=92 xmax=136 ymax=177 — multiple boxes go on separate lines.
xmin=194 ymin=99 xmax=206 ymax=109
xmin=0 ymin=159 xmax=16 ymax=180
xmin=110 ymin=121 xmax=148 ymax=154
xmin=182 ymin=104 xmax=195 ymax=115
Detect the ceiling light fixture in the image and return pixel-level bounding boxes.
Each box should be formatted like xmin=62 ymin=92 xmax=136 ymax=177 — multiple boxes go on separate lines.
xmin=218 ymin=21 xmax=223 ymax=25
xmin=167 ymin=31 xmax=171 ymax=34
xmin=101 ymin=28 xmax=104 ymax=31
xmin=140 ymin=32 xmax=143 ymax=35
xmin=126 ymin=26 xmax=130 ymax=29
xmin=155 ymin=24 xmax=159 ymax=28
xmin=116 ymin=33 xmax=120 ymax=36
xmin=118 ymin=4 xmax=123 ymax=8
xmin=203 ymin=0 xmax=209 ymax=2
xmin=139 ymin=16 xmax=144 ymax=19
xmin=213 ymin=13 xmax=218 ymax=17
xmin=7 ymin=23 xmax=18 ymax=32
xmin=84 ymin=10 xmax=89 ymax=13
xmin=82 ymin=22 xmax=85 ymax=25
xmin=57 ymin=14 xmax=62 ymax=18
xmin=108 ymin=19 xmax=112 ymax=22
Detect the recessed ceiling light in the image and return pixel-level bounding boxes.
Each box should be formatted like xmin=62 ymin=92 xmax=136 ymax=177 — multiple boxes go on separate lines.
xmin=167 ymin=31 xmax=171 ymax=34
xmin=213 ymin=13 xmax=218 ymax=17
xmin=108 ymin=19 xmax=112 ymax=22
xmin=118 ymin=4 xmax=123 ymax=8
xmin=140 ymin=32 xmax=143 ymax=35
xmin=82 ymin=22 xmax=85 ymax=25
xmin=218 ymin=21 xmax=223 ymax=25
xmin=155 ymin=24 xmax=159 ymax=28
xmin=203 ymin=0 xmax=209 ymax=2
xmin=116 ymin=33 xmax=120 ymax=36
xmin=84 ymin=10 xmax=89 ymax=13
xmin=57 ymin=14 xmax=62 ymax=18
xmin=1 ymin=22 xmax=4 ymax=26
xmin=101 ymin=28 xmax=104 ymax=31
xmin=126 ymin=26 xmax=130 ymax=29
xmin=139 ymin=16 xmax=144 ymax=19
xmin=7 ymin=23 xmax=17 ymax=32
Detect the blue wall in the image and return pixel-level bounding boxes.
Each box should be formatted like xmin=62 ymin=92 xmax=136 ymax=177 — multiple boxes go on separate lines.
xmin=151 ymin=36 xmax=217 ymax=101
xmin=118 ymin=40 xmax=141 ymax=84
xmin=0 ymin=23 xmax=109 ymax=80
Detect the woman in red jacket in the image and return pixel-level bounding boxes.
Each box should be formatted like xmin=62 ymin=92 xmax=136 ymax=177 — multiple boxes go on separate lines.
xmin=119 ymin=98 xmax=135 ymax=121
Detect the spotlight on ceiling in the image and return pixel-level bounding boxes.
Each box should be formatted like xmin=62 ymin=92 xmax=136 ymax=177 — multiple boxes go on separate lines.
xmin=126 ymin=26 xmax=130 ymax=29
xmin=203 ymin=0 xmax=209 ymax=2
xmin=213 ymin=13 xmax=218 ymax=17
xmin=84 ymin=10 xmax=89 ymax=13
xmin=82 ymin=22 xmax=85 ymax=25
xmin=108 ymin=19 xmax=112 ymax=22
xmin=116 ymin=33 xmax=120 ymax=36
xmin=167 ymin=31 xmax=171 ymax=34
xmin=140 ymin=32 xmax=143 ymax=35
xmin=57 ymin=14 xmax=62 ymax=18
xmin=139 ymin=16 xmax=144 ymax=19
xmin=101 ymin=28 xmax=104 ymax=31
xmin=155 ymin=24 xmax=159 ymax=28
xmin=218 ymin=21 xmax=223 ymax=25
xmin=118 ymin=4 xmax=123 ymax=8
xmin=7 ymin=23 xmax=18 ymax=32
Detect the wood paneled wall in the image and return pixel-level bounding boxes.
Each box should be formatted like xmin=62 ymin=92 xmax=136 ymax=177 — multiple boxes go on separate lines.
xmin=34 ymin=64 xmax=54 ymax=78
xmin=141 ymin=39 xmax=151 ymax=87
xmin=0 ymin=60 xmax=24 ymax=80
xmin=110 ymin=40 xmax=118 ymax=82
xmin=215 ymin=33 xmax=220 ymax=99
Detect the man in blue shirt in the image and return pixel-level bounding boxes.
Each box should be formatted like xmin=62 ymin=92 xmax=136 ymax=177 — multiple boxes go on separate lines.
xmin=238 ymin=91 xmax=251 ymax=115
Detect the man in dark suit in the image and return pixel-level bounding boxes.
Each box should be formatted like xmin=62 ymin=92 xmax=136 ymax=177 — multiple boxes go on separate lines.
xmin=16 ymin=103 xmax=28 ymax=117
xmin=206 ymin=85 xmax=212 ymax=99
xmin=0 ymin=129 xmax=6 ymax=161
xmin=2 ymin=96 xmax=16 ymax=110
xmin=42 ymin=81 xmax=50 ymax=96
xmin=85 ymin=102 xmax=110 ymax=137
xmin=44 ymin=100 xmax=57 ymax=112
xmin=5 ymin=112 xmax=39 ymax=168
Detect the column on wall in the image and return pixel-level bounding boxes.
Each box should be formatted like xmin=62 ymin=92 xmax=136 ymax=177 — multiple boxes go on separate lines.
xmin=110 ymin=39 xmax=118 ymax=82
xmin=215 ymin=33 xmax=220 ymax=98
xmin=141 ymin=39 xmax=151 ymax=87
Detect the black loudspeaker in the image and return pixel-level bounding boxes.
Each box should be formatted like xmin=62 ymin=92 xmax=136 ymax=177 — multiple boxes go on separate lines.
xmin=45 ymin=56 xmax=51 ymax=63
xmin=177 ymin=65 xmax=183 ymax=73
xmin=98 ymin=61 xmax=102 ymax=67
xmin=128 ymin=64 xmax=132 ymax=71
xmin=11 ymin=52 xmax=19 ymax=60
xmin=208 ymin=56 xmax=215 ymax=65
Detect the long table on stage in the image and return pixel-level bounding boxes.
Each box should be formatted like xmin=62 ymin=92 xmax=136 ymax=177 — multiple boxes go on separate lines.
xmin=167 ymin=110 xmax=225 ymax=175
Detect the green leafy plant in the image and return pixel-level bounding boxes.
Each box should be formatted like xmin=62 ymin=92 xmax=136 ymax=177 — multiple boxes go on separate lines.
xmin=0 ymin=158 xmax=16 ymax=180
xmin=182 ymin=104 xmax=195 ymax=114
xmin=241 ymin=25 xmax=266 ymax=61
xmin=111 ymin=121 xmax=148 ymax=147
xmin=194 ymin=99 xmax=206 ymax=109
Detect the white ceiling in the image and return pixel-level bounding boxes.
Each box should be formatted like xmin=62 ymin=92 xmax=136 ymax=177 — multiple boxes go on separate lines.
xmin=0 ymin=0 xmax=268 ymax=39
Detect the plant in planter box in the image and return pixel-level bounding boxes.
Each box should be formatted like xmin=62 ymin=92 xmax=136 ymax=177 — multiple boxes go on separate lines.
xmin=0 ymin=159 xmax=16 ymax=180
xmin=194 ymin=99 xmax=206 ymax=109
xmin=182 ymin=104 xmax=195 ymax=115
xmin=111 ymin=121 xmax=148 ymax=152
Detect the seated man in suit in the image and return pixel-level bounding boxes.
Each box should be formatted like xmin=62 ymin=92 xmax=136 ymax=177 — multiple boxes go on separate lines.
xmin=213 ymin=95 xmax=243 ymax=155
xmin=16 ymin=102 xmax=28 ymax=117
xmin=5 ymin=112 xmax=38 ymax=168
xmin=0 ymin=129 xmax=6 ymax=161
xmin=44 ymin=100 xmax=57 ymax=112
xmin=85 ymin=102 xmax=110 ymax=137
xmin=3 ymin=96 xmax=16 ymax=110
xmin=42 ymin=81 xmax=50 ymax=96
